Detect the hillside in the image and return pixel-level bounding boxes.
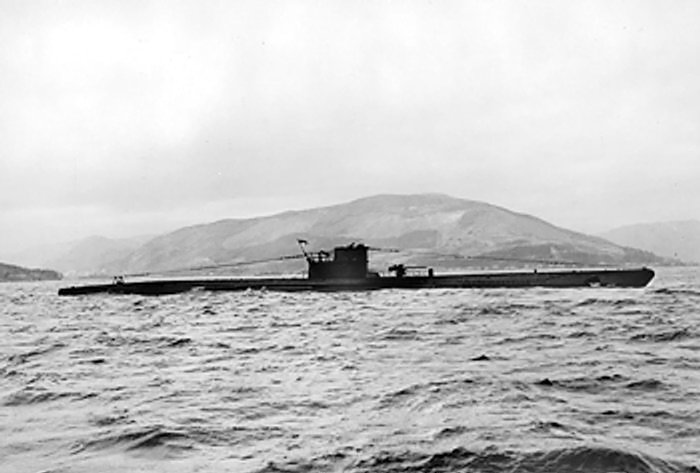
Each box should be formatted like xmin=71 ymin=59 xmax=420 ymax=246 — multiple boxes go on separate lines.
xmin=104 ymin=194 xmax=668 ymax=276
xmin=0 ymin=262 xmax=62 ymax=282
xmin=600 ymin=220 xmax=700 ymax=264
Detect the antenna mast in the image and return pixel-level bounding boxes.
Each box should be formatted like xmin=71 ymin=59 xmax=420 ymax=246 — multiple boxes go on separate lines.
xmin=297 ymin=239 xmax=310 ymax=260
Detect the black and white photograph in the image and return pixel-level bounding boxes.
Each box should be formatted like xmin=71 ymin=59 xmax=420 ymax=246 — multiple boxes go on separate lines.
xmin=1 ymin=1 xmax=699 ymax=471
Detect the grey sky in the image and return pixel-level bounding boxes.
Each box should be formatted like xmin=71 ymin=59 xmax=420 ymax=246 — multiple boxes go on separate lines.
xmin=1 ymin=0 xmax=699 ymax=257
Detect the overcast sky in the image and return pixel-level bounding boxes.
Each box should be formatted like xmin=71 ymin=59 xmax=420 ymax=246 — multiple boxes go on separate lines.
xmin=1 ymin=0 xmax=699 ymax=258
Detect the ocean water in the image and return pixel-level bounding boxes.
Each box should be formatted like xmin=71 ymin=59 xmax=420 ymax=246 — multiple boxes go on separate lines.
xmin=1 ymin=268 xmax=699 ymax=473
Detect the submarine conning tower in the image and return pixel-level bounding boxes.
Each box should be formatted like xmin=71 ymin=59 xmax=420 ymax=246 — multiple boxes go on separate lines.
xmin=307 ymin=243 xmax=369 ymax=280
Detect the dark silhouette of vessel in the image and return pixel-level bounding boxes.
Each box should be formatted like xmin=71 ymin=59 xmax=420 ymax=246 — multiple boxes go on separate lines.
xmin=58 ymin=241 xmax=655 ymax=296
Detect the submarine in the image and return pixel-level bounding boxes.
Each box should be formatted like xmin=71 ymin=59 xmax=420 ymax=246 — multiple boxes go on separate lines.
xmin=58 ymin=241 xmax=655 ymax=296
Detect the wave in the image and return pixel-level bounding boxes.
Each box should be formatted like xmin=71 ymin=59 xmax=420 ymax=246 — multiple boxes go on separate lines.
xmin=534 ymin=374 xmax=668 ymax=394
xmin=626 ymin=379 xmax=667 ymax=391
xmin=652 ymin=287 xmax=700 ymax=298
xmin=594 ymin=408 xmax=683 ymax=424
xmin=575 ymin=297 xmax=642 ymax=308
xmin=93 ymin=333 xmax=194 ymax=349
xmin=71 ymin=423 xmax=291 ymax=458
xmin=71 ymin=426 xmax=194 ymax=457
xmin=4 ymin=342 xmax=66 ymax=367
xmin=433 ymin=425 xmax=471 ymax=440
xmin=566 ymin=329 xmax=597 ymax=338
xmin=378 ymin=377 xmax=476 ymax=409
xmin=631 ymin=328 xmax=695 ymax=343
xmin=3 ymin=388 xmax=97 ymax=406
xmin=521 ymin=446 xmax=697 ymax=473
xmin=255 ymin=445 xmax=698 ymax=473
xmin=378 ymin=327 xmax=423 ymax=341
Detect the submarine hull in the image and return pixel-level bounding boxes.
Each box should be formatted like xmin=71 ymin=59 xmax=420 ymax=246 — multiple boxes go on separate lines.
xmin=58 ymin=267 xmax=655 ymax=296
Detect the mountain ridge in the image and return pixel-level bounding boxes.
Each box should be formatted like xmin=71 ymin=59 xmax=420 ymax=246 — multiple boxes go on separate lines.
xmin=105 ymin=193 xmax=671 ymax=276
xmin=15 ymin=194 xmax=675 ymax=277
xmin=600 ymin=220 xmax=700 ymax=264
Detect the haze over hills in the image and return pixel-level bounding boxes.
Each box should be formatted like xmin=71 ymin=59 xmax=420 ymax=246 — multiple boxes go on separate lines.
xmin=84 ymin=193 xmax=669 ymax=277
xmin=46 ymin=235 xmax=153 ymax=276
xmin=600 ymin=220 xmax=700 ymax=264
xmin=8 ymin=235 xmax=154 ymax=277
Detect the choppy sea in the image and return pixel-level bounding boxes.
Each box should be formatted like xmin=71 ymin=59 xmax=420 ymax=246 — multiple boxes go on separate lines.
xmin=1 ymin=267 xmax=699 ymax=473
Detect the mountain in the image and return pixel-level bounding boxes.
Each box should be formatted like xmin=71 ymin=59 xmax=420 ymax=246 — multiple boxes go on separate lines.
xmin=0 ymin=262 xmax=61 ymax=282
xmin=600 ymin=220 xmax=700 ymax=264
xmin=104 ymin=194 xmax=669 ymax=276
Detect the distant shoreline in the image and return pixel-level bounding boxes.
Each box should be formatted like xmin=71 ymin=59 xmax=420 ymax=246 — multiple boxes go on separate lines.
xmin=0 ymin=262 xmax=62 ymax=282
